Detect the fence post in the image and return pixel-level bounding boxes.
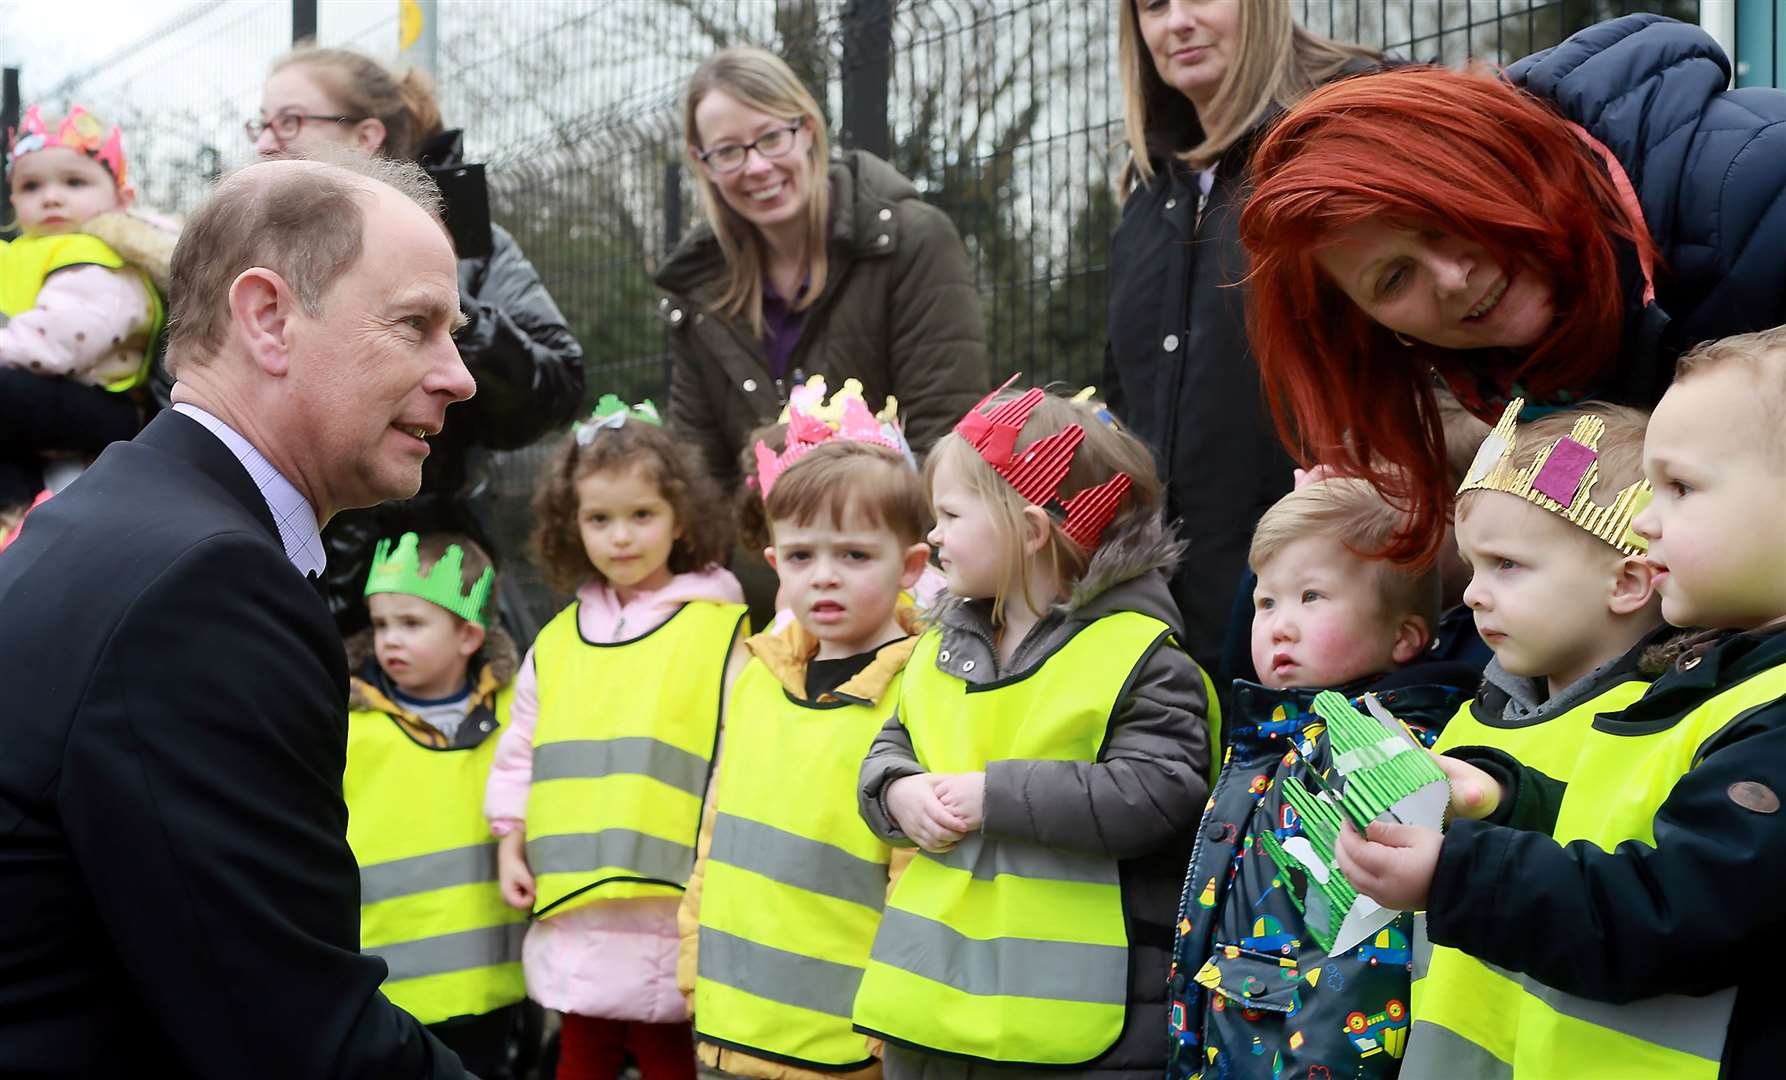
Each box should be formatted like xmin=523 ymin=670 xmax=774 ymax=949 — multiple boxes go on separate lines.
xmin=292 ymin=0 xmax=317 ymax=44
xmin=1 ymin=68 xmax=17 ymax=237
xmin=840 ymin=0 xmax=892 ymax=157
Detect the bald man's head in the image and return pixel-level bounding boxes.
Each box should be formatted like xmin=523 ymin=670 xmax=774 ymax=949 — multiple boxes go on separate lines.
xmin=164 ymin=151 xmax=444 ymax=374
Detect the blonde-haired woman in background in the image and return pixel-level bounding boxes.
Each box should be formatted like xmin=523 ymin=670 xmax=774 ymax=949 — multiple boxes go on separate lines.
xmin=1101 ymin=0 xmax=1376 ymax=690
xmin=657 ymin=46 xmax=987 ymax=496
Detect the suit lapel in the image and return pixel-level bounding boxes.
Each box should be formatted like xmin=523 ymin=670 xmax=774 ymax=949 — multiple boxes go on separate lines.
xmin=134 ymin=410 xmax=284 ymax=548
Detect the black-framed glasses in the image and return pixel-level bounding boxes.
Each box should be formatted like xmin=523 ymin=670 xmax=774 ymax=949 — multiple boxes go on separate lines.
xmin=696 ymin=120 xmax=803 ymax=174
xmin=244 ymin=111 xmax=367 ymax=144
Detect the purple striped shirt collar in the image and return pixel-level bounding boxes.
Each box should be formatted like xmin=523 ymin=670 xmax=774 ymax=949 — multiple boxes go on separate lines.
xmin=172 ymin=403 xmax=326 ymax=578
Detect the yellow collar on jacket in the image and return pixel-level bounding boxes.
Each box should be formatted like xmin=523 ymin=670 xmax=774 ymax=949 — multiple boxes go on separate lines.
xmin=745 ymin=604 xmax=924 ymax=705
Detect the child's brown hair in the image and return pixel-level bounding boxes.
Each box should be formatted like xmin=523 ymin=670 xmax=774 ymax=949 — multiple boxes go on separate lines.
xmin=530 ymin=422 xmax=734 ymax=594
xmin=764 ymin=441 xmax=930 ymax=547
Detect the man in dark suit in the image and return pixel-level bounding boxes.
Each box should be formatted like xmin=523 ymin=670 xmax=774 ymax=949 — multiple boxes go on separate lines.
xmin=0 ymin=154 xmax=481 ymax=1076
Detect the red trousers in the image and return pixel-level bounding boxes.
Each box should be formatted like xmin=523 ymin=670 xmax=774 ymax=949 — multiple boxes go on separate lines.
xmin=555 ymin=1014 xmax=696 ymax=1080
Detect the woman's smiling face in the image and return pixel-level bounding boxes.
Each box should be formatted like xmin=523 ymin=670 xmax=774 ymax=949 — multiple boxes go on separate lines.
xmin=1315 ymin=221 xmax=1556 ymax=351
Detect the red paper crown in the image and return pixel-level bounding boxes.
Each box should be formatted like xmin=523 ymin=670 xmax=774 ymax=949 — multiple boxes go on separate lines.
xmin=954 ymin=375 xmax=1132 ymax=551
xmin=8 ymin=105 xmax=128 ymax=189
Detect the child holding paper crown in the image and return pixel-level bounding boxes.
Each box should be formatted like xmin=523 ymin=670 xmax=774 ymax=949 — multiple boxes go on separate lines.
xmin=1400 ymin=401 xmax=1666 ymax=1079
xmin=677 ymin=394 xmax=933 ymax=1078
xmin=853 ymin=379 xmax=1215 ymax=1079
xmin=1338 ymin=325 xmax=1786 ymax=1080
xmin=344 ymin=531 xmax=528 ymax=1078
xmin=0 ymin=105 xmax=177 ymax=510
xmin=1166 ymin=477 xmax=1479 ymax=1080
xmin=484 ymin=395 xmax=747 ymax=1080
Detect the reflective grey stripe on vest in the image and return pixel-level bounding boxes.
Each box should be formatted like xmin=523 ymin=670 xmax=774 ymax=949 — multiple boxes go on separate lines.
xmin=1521 ymin=976 xmax=1736 ymax=1062
xmin=360 ymin=843 xmax=498 ymax=906
xmin=532 ymin=737 xmax=709 ymax=797
xmin=698 ymin=926 xmax=863 ymax=1019
xmin=930 ymin=832 xmax=1117 ymax=886
xmin=869 ymin=908 xmax=1125 ymax=1005
xmin=1402 ymin=1021 xmax=1512 ymax=1080
xmin=528 ymin=829 xmax=695 ymax=883
xmin=376 ymin=922 xmax=525 ymax=983
xmin=709 ymin=813 xmax=886 ymax=911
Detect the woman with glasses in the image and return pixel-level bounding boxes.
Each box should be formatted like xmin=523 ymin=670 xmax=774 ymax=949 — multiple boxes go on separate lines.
xmin=250 ymin=46 xmax=586 ymax=649
xmin=656 ymin=46 xmax=987 ymax=497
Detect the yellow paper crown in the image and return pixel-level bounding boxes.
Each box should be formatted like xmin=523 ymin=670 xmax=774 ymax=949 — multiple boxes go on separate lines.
xmin=1456 ymin=399 xmax=1652 ymax=556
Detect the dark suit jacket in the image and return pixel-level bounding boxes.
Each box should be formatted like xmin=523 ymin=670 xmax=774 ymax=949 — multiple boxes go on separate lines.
xmin=0 ymin=411 xmax=468 ymax=1078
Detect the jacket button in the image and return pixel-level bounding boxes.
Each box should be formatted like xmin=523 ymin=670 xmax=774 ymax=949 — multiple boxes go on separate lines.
xmin=480 ymin=719 xmax=493 ymax=732
xmin=658 ymin=297 xmax=670 ymax=309
xmin=938 ymin=649 xmax=951 ymax=662
xmin=669 ymin=308 xmax=684 ymax=324
xmin=962 ymin=660 xmax=976 ymax=672
xmin=742 ymin=378 xmax=758 ymax=393
xmin=1163 ymin=334 xmax=1180 ymax=352
xmin=1682 ymin=655 xmax=1702 ymax=671
xmin=876 ymin=234 xmax=890 ymax=247
xmin=1165 ymin=197 xmax=1177 ymax=210
xmin=878 ymin=207 xmax=893 ymax=221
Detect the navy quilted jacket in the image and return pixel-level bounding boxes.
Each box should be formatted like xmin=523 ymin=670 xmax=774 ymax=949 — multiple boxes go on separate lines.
xmin=1507 ymin=13 xmax=1786 ymax=408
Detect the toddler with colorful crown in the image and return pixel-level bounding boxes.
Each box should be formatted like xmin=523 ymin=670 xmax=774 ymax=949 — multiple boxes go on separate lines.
xmin=0 ymin=105 xmax=177 ymax=512
xmin=677 ymin=380 xmax=934 ymax=1079
xmin=482 ymin=396 xmax=746 ymax=1079
xmin=342 ymin=531 xmax=528 ymax=1077
xmin=1338 ymin=325 xmax=1786 ymax=1079
xmin=851 ymin=378 xmax=1215 ymax=1078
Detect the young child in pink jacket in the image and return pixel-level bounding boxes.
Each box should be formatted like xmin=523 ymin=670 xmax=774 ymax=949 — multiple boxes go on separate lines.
xmin=484 ymin=400 xmax=748 ymax=1080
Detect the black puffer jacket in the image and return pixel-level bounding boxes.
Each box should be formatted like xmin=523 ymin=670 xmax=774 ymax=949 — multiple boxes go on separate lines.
xmin=320 ymin=130 xmax=586 ymax=635
xmin=1102 ymin=128 xmax=1297 ymax=687
xmin=1474 ymin=14 xmax=1786 ymax=412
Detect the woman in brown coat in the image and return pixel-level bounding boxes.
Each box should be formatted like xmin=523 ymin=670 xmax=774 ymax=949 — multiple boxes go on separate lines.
xmin=657 ymin=46 xmax=988 ymax=492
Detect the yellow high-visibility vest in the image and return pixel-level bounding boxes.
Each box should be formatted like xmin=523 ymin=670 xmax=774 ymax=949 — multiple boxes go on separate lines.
xmin=526 ymin=600 xmax=746 ymax=917
xmin=1506 ymin=666 xmax=1786 ymax=1078
xmin=852 ymin=612 xmax=1174 ymax=1065
xmin=345 ymin=693 xmax=525 ymax=1025
xmin=695 ymin=655 xmax=901 ymax=1068
xmin=0 ymin=233 xmax=162 ymax=392
xmin=1405 ymin=676 xmax=1649 ymax=1080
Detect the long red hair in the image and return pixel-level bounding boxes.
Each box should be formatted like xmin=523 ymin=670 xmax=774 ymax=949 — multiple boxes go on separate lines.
xmin=1239 ymin=65 xmax=1657 ymax=561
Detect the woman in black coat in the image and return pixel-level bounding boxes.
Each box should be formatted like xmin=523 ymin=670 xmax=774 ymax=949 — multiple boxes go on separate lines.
xmin=1103 ymin=0 xmax=1375 ymax=679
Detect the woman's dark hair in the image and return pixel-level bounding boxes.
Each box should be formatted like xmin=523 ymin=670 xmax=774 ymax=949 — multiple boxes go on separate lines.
xmin=529 ymin=422 xmax=735 ymax=594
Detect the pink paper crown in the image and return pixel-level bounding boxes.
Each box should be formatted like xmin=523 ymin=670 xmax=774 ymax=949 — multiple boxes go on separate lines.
xmin=8 ymin=106 xmax=128 ymax=189
xmin=754 ymin=377 xmax=908 ymax=497
xmin=954 ymin=374 xmax=1132 ymax=551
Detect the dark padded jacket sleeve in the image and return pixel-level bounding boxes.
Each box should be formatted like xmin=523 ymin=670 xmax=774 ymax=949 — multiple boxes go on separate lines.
xmin=452 ymin=223 xmax=586 ymax=449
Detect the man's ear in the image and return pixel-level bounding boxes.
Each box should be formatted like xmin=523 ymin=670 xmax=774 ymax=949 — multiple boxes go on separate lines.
xmin=1018 ymin=505 xmax=1052 ymax=557
xmin=899 ymin=541 xmax=931 ymax=591
xmin=762 ymin=546 xmax=779 ymax=573
xmin=1608 ymin=555 xmax=1659 ymax=615
xmin=456 ymin=618 xmax=486 ymax=659
xmin=1389 ymin=613 xmax=1432 ymax=665
xmin=227 ymin=267 xmax=295 ymax=377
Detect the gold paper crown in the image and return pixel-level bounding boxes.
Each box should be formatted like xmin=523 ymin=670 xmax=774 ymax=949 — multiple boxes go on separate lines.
xmin=1456 ymin=398 xmax=1652 ymax=556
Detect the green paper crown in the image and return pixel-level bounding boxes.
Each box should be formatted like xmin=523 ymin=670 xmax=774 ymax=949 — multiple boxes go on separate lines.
xmin=574 ymin=394 xmax=661 ymax=444
xmin=364 ymin=532 xmax=494 ymax=626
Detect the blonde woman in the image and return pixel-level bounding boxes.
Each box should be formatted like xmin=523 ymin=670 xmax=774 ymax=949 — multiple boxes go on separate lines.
xmin=1102 ymin=0 xmax=1375 ymax=685
xmin=658 ymin=46 xmax=987 ymax=494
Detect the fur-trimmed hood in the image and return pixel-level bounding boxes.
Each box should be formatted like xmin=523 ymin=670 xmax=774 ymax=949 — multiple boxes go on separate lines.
xmin=82 ymin=208 xmax=180 ymax=291
xmin=345 ymin=622 xmax=519 ymax=713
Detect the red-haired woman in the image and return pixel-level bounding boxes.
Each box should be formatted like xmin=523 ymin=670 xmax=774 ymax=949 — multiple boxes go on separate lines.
xmin=1241 ymin=14 xmax=1786 ymax=558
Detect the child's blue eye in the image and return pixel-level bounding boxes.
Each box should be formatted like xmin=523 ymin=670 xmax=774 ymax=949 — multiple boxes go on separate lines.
xmin=1497 ymin=558 xmax=1518 ymax=572
xmin=1301 ymin=590 xmax=1321 ymax=604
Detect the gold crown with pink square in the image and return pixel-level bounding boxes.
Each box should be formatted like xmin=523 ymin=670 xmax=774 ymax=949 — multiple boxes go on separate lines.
xmin=1457 ymin=398 xmax=1652 ymax=556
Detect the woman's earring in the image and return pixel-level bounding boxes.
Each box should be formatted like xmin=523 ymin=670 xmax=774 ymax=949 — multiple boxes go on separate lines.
xmin=1393 ymin=331 xmax=1417 ymax=347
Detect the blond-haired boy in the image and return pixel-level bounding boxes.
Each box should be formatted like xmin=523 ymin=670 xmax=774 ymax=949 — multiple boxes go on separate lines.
xmin=1341 ymin=326 xmax=1786 ymax=1080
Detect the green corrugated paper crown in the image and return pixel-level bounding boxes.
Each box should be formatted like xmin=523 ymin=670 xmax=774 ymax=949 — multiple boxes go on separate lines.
xmin=363 ymin=532 xmax=494 ymax=627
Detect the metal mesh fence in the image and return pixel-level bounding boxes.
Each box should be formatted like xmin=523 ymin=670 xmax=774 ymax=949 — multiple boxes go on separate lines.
xmin=31 ymin=0 xmax=1700 ymax=626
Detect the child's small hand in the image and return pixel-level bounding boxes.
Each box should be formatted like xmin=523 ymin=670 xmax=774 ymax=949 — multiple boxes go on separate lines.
xmin=497 ymin=830 xmax=536 ymax=911
xmin=1335 ymin=820 xmax=1441 ymax=911
xmin=932 ymin=771 xmax=986 ymax=832
xmin=886 ymin=774 xmax=968 ymax=853
xmin=1436 ymin=753 xmax=1503 ymax=821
